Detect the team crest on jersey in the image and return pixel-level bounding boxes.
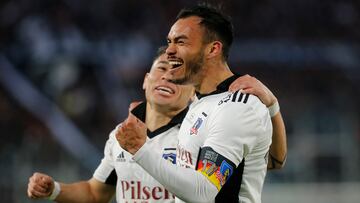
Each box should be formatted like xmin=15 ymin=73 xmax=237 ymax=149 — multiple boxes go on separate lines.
xmin=190 ymin=117 xmax=203 ymax=135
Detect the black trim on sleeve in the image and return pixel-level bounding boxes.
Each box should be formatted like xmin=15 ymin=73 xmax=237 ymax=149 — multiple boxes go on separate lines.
xmin=105 ymin=169 xmax=117 ymax=186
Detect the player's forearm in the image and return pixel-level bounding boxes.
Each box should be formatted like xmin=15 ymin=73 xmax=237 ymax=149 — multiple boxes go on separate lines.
xmin=268 ymin=112 xmax=287 ymax=169
xmin=134 ymin=142 xmax=218 ymax=202
xmin=55 ymin=181 xmax=99 ymax=203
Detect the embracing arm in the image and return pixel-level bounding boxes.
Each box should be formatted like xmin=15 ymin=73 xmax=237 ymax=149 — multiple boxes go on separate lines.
xmin=267 ymin=111 xmax=287 ymax=169
xmin=229 ymin=74 xmax=287 ymax=169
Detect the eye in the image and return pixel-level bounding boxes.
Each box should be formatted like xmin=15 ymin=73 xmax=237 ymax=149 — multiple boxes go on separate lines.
xmin=157 ymin=66 xmax=167 ymax=71
xmin=177 ymin=40 xmax=185 ymax=45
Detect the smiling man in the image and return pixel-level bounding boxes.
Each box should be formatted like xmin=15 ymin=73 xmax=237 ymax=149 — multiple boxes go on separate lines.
xmin=27 ymin=44 xmax=286 ymax=203
xmin=116 ymin=4 xmax=284 ymax=203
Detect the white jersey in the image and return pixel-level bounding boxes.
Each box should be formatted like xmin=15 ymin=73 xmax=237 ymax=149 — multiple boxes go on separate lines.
xmin=133 ymin=75 xmax=272 ymax=203
xmin=93 ymin=102 xmax=188 ymax=203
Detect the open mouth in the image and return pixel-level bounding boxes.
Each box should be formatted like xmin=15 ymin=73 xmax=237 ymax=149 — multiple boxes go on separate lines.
xmin=155 ymin=86 xmax=175 ymax=95
xmin=168 ymin=59 xmax=183 ymax=69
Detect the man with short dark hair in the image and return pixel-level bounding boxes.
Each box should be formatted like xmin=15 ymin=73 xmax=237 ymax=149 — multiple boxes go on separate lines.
xmin=117 ymin=4 xmax=286 ymax=203
xmin=27 ymin=45 xmax=285 ymax=202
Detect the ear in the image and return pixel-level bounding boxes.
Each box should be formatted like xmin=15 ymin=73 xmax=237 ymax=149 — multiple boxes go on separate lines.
xmin=206 ymin=41 xmax=222 ymax=59
xmin=142 ymin=73 xmax=149 ymax=90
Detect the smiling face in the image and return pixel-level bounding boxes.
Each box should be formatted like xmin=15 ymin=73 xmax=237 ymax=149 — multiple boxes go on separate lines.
xmin=143 ymin=53 xmax=194 ymax=112
xmin=165 ymin=16 xmax=208 ymax=86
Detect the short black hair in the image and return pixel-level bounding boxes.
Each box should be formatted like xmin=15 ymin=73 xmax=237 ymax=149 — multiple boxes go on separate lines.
xmin=153 ymin=46 xmax=167 ymax=61
xmin=176 ymin=3 xmax=233 ymax=60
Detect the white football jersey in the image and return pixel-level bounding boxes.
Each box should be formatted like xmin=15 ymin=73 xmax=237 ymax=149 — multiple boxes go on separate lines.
xmin=176 ymin=75 xmax=272 ymax=203
xmin=130 ymin=75 xmax=272 ymax=203
xmin=93 ymin=102 xmax=188 ymax=203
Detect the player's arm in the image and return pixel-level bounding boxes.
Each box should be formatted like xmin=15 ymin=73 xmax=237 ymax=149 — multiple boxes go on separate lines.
xmin=27 ymin=173 xmax=115 ymax=203
xmin=116 ymin=105 xmax=219 ymax=202
xmin=116 ymin=101 xmax=264 ymax=202
xmin=229 ymin=74 xmax=287 ymax=169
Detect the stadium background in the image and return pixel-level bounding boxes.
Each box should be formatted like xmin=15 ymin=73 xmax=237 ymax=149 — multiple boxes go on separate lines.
xmin=0 ymin=0 xmax=359 ymax=202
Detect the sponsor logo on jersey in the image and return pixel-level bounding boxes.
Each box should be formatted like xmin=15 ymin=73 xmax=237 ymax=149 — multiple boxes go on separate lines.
xmin=162 ymin=148 xmax=176 ymax=164
xmin=177 ymin=145 xmax=193 ymax=168
xmin=190 ymin=117 xmax=203 ymax=135
xmin=116 ymin=151 xmax=126 ymax=162
xmin=120 ymin=180 xmax=175 ymax=201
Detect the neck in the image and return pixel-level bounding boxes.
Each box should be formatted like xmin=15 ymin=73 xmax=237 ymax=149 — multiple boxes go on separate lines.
xmin=195 ymin=60 xmax=233 ymax=94
xmin=145 ymin=102 xmax=180 ymax=132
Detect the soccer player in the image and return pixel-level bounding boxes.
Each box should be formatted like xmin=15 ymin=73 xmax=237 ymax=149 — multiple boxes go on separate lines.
xmin=116 ymin=4 xmax=282 ymax=203
xmin=27 ymin=48 xmax=285 ymax=202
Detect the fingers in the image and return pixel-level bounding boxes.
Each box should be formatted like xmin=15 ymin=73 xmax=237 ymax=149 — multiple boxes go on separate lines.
xmin=27 ymin=173 xmax=53 ymax=199
xmin=228 ymin=74 xmax=254 ymax=92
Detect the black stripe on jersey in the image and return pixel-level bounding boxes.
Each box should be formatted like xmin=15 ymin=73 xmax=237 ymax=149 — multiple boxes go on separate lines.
xmin=215 ymin=159 xmax=245 ymax=203
xmin=105 ymin=169 xmax=117 ymax=186
xmin=243 ymin=93 xmax=249 ymax=103
xmin=237 ymin=93 xmax=250 ymax=104
xmin=231 ymin=91 xmax=239 ymax=102
xmin=237 ymin=93 xmax=244 ymax=102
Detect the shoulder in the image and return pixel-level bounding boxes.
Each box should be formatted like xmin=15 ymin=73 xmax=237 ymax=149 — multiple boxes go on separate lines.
xmin=205 ymin=91 xmax=268 ymax=129
xmin=105 ymin=128 xmax=118 ymax=147
xmin=216 ymin=91 xmax=266 ymax=114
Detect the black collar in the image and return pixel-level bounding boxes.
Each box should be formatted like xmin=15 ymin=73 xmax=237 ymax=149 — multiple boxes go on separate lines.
xmin=131 ymin=102 xmax=188 ymax=139
xmin=196 ymin=74 xmax=239 ymax=99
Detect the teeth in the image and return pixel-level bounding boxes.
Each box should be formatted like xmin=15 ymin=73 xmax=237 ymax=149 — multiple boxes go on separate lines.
xmin=156 ymin=86 xmax=174 ymax=94
xmin=169 ymin=61 xmax=183 ymax=66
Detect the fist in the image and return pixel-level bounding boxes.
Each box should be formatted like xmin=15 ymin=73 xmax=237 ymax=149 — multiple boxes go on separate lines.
xmin=27 ymin=172 xmax=54 ymax=199
xmin=115 ymin=102 xmax=147 ymax=155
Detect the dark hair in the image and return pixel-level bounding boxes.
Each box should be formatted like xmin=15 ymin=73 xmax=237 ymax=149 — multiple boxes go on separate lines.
xmin=153 ymin=46 xmax=167 ymax=61
xmin=176 ymin=3 xmax=233 ymax=60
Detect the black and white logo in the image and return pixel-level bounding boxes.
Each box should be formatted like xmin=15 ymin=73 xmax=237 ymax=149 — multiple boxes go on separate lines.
xmin=116 ymin=151 xmax=126 ymax=162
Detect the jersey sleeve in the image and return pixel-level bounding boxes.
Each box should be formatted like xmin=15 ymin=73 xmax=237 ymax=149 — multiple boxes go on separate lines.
xmin=133 ymin=142 xmax=218 ymax=202
xmin=204 ymin=95 xmax=271 ymax=166
xmin=93 ymin=130 xmax=117 ymax=186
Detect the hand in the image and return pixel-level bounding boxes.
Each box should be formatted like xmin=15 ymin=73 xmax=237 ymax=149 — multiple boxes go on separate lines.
xmin=27 ymin=172 xmax=54 ymax=199
xmin=229 ymin=74 xmax=277 ymax=107
xmin=115 ymin=102 xmax=147 ymax=155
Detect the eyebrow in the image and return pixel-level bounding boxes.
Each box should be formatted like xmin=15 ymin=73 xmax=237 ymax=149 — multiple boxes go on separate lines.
xmin=168 ymin=34 xmax=188 ymax=42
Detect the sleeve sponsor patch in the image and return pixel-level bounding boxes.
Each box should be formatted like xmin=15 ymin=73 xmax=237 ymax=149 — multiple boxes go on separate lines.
xmin=196 ymin=147 xmax=236 ymax=191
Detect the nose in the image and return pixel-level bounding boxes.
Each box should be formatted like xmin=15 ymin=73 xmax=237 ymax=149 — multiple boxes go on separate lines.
xmin=166 ymin=43 xmax=176 ymax=56
xmin=161 ymin=69 xmax=173 ymax=82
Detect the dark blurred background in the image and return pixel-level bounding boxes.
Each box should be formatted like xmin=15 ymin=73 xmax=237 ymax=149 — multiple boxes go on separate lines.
xmin=0 ymin=0 xmax=359 ymax=202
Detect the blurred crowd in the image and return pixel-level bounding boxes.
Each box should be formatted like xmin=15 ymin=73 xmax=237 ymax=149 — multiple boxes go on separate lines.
xmin=0 ymin=0 xmax=359 ymax=202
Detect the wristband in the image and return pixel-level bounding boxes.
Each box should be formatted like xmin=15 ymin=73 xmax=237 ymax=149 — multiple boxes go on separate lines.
xmin=268 ymin=101 xmax=280 ymax=117
xmin=48 ymin=181 xmax=61 ymax=201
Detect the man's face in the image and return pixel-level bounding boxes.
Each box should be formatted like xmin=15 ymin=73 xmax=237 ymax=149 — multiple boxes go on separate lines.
xmin=143 ymin=54 xmax=194 ymax=111
xmin=165 ymin=16 xmax=207 ymax=86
